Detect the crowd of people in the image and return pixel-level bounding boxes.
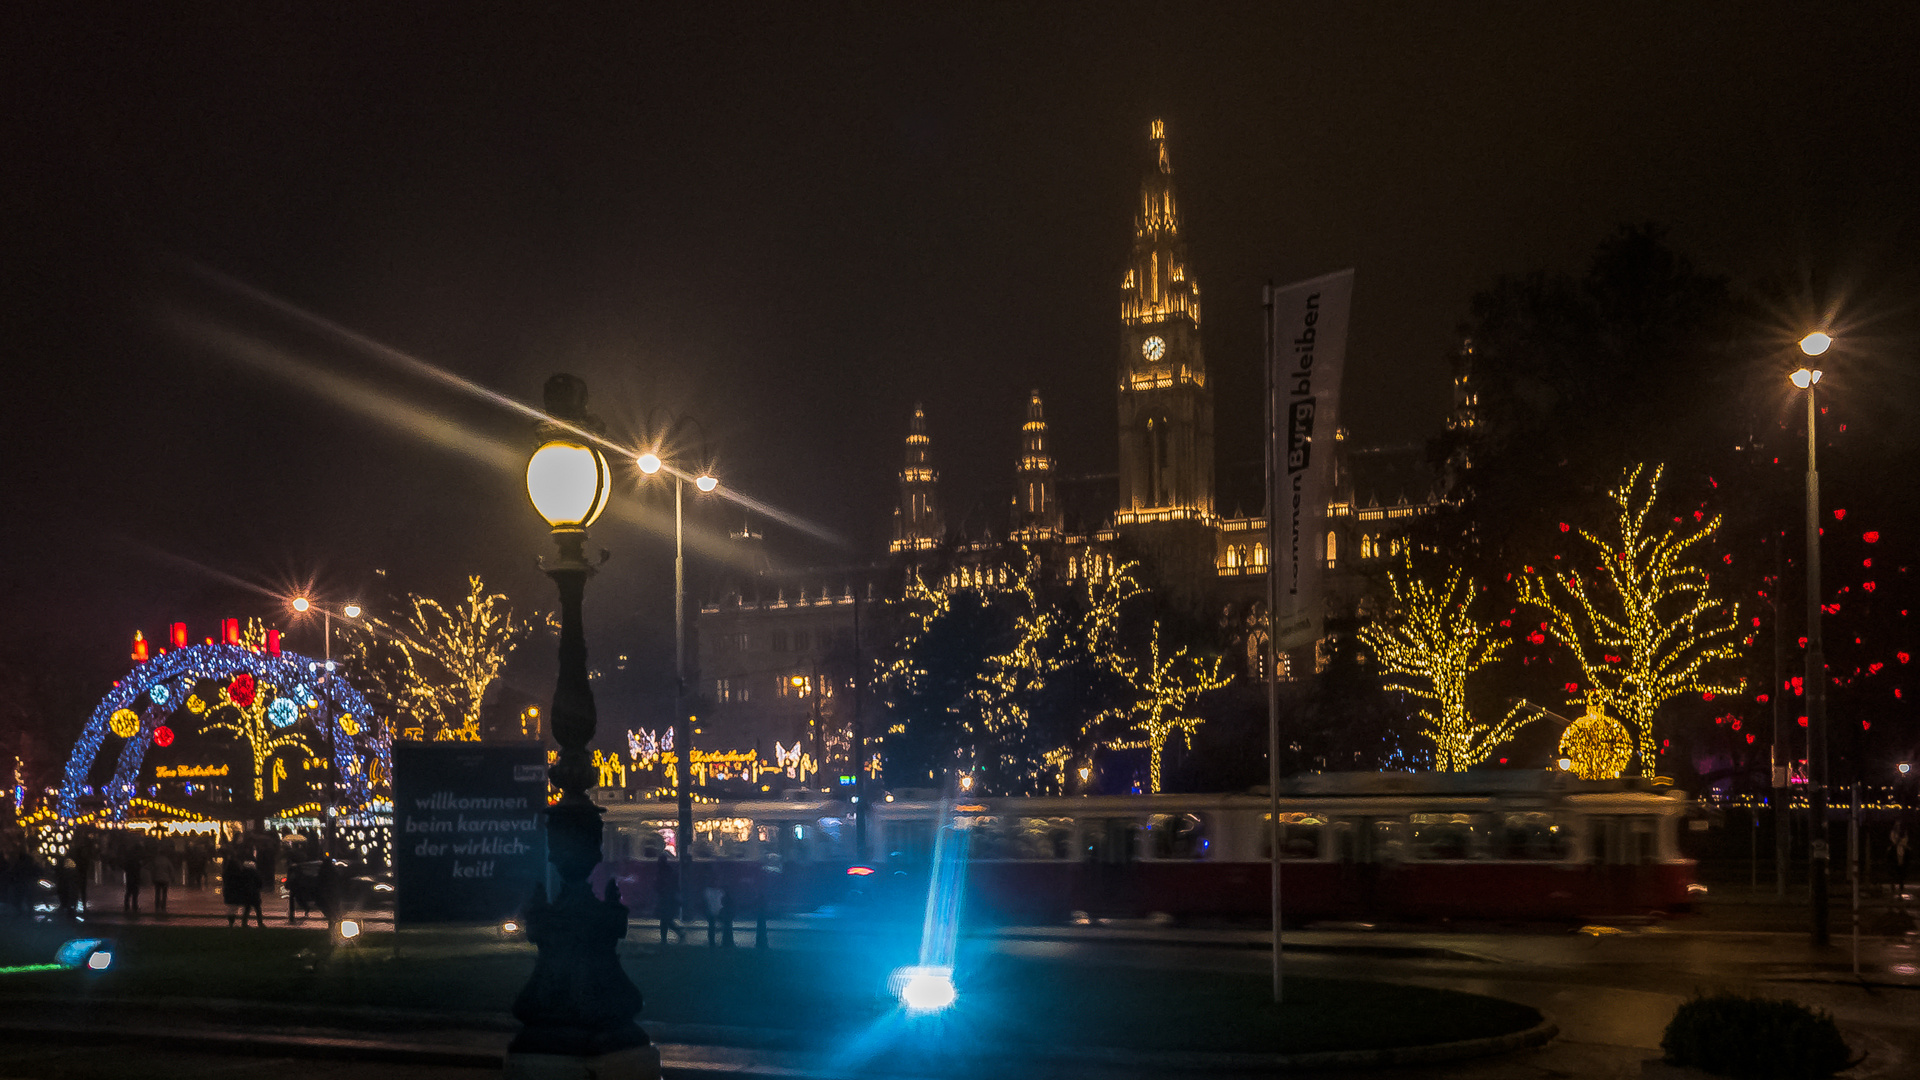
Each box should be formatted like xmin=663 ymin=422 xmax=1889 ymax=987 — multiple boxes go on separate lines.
xmin=0 ymin=824 xmax=387 ymax=926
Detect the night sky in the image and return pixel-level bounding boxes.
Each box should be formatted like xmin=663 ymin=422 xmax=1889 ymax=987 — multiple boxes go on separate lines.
xmin=6 ymin=3 xmax=1917 ymax=734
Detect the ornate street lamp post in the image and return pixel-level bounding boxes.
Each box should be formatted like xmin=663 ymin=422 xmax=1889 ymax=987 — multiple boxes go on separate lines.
xmin=510 ymin=374 xmax=655 ymax=1079
xmin=1791 ymin=332 xmax=1831 ymax=947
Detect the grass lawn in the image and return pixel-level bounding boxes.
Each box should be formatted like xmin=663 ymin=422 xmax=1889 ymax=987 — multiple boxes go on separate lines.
xmin=0 ymin=921 xmax=1539 ymax=1056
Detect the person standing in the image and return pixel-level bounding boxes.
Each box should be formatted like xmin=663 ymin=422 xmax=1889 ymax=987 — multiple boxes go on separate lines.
xmin=240 ymin=859 xmax=266 ymax=927
xmin=1891 ymin=821 xmax=1911 ymax=900
xmin=703 ymin=875 xmax=725 ymax=947
xmin=222 ymin=849 xmax=246 ymax=927
xmin=653 ymin=853 xmax=684 ymax=945
xmin=120 ymin=844 xmax=145 ymax=915
xmin=149 ymin=848 xmax=176 ymax=915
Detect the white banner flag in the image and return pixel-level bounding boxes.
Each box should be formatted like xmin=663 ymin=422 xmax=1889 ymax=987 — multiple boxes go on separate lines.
xmin=1268 ymin=269 xmax=1354 ymax=652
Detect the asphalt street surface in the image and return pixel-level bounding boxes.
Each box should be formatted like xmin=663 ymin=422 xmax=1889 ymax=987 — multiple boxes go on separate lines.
xmin=5 ymin=882 xmax=1915 ymax=1079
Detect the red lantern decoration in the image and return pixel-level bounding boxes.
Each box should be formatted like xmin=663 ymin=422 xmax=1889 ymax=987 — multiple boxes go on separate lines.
xmin=131 ymin=631 xmax=149 ymax=663
xmin=222 ymin=618 xmax=241 ymax=646
xmin=170 ymin=622 xmax=189 ymax=649
xmin=267 ymin=629 xmax=281 ymax=657
xmin=228 ymin=673 xmax=256 ymax=708
xmin=153 ymin=725 xmax=175 ymax=748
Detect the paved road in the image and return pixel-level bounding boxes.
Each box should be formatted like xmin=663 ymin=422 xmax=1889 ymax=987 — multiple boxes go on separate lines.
xmin=22 ymin=886 xmax=1919 ymax=1080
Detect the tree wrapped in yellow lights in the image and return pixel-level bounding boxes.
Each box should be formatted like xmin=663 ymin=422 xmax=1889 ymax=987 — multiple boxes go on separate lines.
xmin=343 ymin=576 xmax=528 ymax=742
xmin=1359 ymin=568 xmax=1530 ymax=771
xmin=1104 ymin=624 xmax=1231 ymax=793
xmin=198 ymin=678 xmax=315 ymax=802
xmin=1518 ymin=464 xmax=1744 ymax=775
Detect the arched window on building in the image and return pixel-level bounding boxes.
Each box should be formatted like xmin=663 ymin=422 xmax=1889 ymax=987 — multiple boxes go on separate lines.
xmin=1253 ymin=543 xmax=1267 ymax=568
xmin=1325 ymin=530 xmax=1338 ymax=568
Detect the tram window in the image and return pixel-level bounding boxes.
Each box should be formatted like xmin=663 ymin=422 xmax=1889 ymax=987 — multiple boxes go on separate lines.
xmin=1409 ymin=813 xmax=1484 ymax=860
xmin=957 ymin=816 xmax=1074 ymax=860
xmin=773 ymin=822 xmax=811 ymax=861
xmin=696 ymin=817 xmax=753 ymax=859
xmin=1147 ymin=814 xmax=1206 ymax=859
xmin=884 ymin=819 xmax=935 ymax=865
xmin=1497 ymin=812 xmax=1570 ymax=860
xmin=1082 ymin=818 xmax=1139 ymax=863
xmin=1370 ymin=819 xmax=1410 ymax=863
xmin=1260 ymin=813 xmax=1326 ymax=860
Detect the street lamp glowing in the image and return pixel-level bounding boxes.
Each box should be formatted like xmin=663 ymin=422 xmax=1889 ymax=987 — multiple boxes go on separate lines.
xmin=1799 ymin=331 xmax=1833 ymax=357
xmin=343 ymin=604 xmax=361 ymax=619
xmin=636 ymin=452 xmax=662 ymax=475
xmin=695 ymin=474 xmax=718 ymax=493
xmin=291 ymin=597 xmax=311 ymax=613
xmin=527 ymin=441 xmax=613 ymax=528
xmin=1789 ymin=368 xmax=1823 ymax=389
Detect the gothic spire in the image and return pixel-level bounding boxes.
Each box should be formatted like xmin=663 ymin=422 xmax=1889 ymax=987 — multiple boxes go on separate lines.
xmin=891 ymin=403 xmax=942 ymax=553
xmin=1121 ymin=118 xmax=1200 ymax=329
xmin=1011 ymin=390 xmax=1061 ymax=539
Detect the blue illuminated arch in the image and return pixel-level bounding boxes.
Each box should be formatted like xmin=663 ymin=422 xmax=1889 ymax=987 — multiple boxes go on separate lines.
xmin=59 ymin=644 xmax=389 ymax=820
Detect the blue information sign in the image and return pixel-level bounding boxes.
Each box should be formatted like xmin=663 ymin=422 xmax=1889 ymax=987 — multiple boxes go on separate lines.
xmin=392 ymin=743 xmax=548 ymax=924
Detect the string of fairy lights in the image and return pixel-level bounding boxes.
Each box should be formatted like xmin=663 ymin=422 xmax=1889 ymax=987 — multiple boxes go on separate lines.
xmin=58 ymin=642 xmax=387 ymax=821
xmin=1358 ymin=569 xmax=1527 ymax=772
xmin=882 ymin=549 xmax=1233 ymax=795
xmin=1516 ymin=464 xmax=1746 ymax=775
xmin=343 ymin=575 xmax=526 ymax=743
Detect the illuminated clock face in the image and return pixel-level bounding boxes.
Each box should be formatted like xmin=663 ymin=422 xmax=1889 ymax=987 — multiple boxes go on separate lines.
xmin=1142 ymin=336 xmax=1166 ymax=362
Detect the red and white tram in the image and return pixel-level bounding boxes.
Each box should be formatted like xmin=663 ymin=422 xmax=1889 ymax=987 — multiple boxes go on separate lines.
xmin=595 ymin=771 xmax=1697 ymax=924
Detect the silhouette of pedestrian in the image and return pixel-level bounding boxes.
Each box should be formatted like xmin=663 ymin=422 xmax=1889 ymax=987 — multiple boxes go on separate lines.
xmin=149 ymin=850 xmax=175 ymax=915
xmin=121 ymin=846 xmax=144 ymax=915
xmin=1892 ymin=822 xmax=1911 ymax=900
xmin=653 ymin=853 xmax=684 ymax=945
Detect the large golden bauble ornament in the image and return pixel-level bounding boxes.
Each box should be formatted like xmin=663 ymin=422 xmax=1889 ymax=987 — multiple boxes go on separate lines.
xmin=1559 ymin=706 xmax=1633 ymax=780
xmin=109 ymin=708 xmax=141 ymax=739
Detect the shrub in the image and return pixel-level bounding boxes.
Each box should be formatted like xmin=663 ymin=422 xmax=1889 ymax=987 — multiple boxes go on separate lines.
xmin=1661 ymin=992 xmax=1852 ymax=1079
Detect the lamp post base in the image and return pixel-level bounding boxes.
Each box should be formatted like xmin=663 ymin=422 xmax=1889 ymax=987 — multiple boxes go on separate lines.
xmin=503 ymin=1046 xmax=661 ymax=1080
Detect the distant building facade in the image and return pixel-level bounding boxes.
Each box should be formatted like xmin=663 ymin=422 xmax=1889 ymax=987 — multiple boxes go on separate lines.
xmin=694 ymin=120 xmax=1444 ymax=782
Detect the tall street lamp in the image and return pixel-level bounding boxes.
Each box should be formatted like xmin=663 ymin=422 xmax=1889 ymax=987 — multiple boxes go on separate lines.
xmin=512 ymin=374 xmax=653 ymax=1077
xmin=289 ymin=595 xmax=361 ymax=851
xmin=636 ymin=422 xmax=718 ymax=907
xmin=289 ymin=595 xmax=362 ymax=666
xmin=1792 ymin=331 xmax=1831 ymax=946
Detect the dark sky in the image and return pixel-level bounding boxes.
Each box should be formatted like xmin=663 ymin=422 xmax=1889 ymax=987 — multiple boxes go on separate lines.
xmin=6 ymin=2 xmax=1917 ymax=732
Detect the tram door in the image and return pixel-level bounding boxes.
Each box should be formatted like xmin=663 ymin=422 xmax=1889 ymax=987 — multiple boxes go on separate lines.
xmin=1586 ymin=815 xmax=1653 ymax=908
xmin=1079 ymin=818 xmax=1140 ymax=916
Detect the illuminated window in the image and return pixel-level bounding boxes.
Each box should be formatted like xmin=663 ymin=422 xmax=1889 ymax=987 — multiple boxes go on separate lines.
xmin=1253 ymin=543 xmax=1267 ymax=568
xmin=1325 ymin=531 xmax=1338 ymax=567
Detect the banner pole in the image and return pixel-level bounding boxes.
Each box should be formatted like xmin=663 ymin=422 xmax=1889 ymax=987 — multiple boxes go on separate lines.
xmin=1263 ymin=281 xmax=1283 ymax=1006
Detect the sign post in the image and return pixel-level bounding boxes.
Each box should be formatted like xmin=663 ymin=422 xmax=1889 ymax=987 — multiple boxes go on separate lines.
xmin=393 ymin=743 xmax=549 ymax=925
xmin=1265 ymin=269 xmax=1355 ymax=1005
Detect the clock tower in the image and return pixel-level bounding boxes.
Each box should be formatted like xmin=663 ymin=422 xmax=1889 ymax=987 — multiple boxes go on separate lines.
xmin=1117 ymin=119 xmax=1213 ymax=523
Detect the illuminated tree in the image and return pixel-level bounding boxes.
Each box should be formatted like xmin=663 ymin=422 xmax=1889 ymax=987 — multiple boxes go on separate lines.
xmin=1359 ymin=568 xmax=1529 ymax=771
xmin=344 ymin=576 xmax=529 ymax=742
xmin=1104 ymin=623 xmax=1231 ymax=793
xmin=877 ymin=551 xmax=1144 ymax=794
xmin=197 ymin=675 xmax=316 ymax=801
xmin=974 ymin=552 xmax=1142 ymax=791
xmin=1517 ymin=464 xmax=1744 ymax=774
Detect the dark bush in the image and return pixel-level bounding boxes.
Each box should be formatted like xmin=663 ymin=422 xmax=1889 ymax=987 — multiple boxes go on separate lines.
xmin=1661 ymin=992 xmax=1852 ymax=1079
